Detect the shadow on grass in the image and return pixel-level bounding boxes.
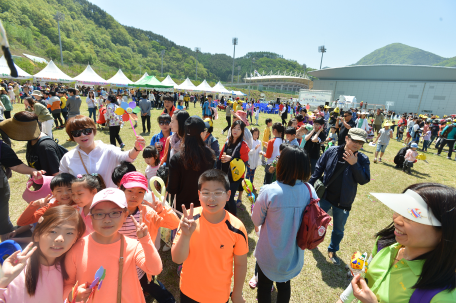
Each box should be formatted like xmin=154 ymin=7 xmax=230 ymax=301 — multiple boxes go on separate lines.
xmin=381 ymin=162 xmax=431 ymax=178
xmin=311 ymin=248 xmax=350 ymax=289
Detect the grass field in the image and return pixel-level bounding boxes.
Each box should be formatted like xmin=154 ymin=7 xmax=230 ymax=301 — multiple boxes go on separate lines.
xmin=6 ymin=99 xmax=456 ymax=303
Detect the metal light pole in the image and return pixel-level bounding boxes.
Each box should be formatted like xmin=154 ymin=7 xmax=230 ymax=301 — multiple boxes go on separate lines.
xmin=160 ymin=50 xmax=165 ymax=77
xmin=248 ymin=57 xmax=255 ymax=101
xmin=194 ymin=47 xmax=200 ymax=81
xmin=237 ymin=66 xmax=241 ymax=83
xmin=231 ymin=38 xmax=238 ymax=84
xmin=318 ymin=46 xmax=326 ymax=69
xmin=302 ymin=63 xmax=307 ymax=75
xmin=54 ymin=12 xmax=65 ymax=65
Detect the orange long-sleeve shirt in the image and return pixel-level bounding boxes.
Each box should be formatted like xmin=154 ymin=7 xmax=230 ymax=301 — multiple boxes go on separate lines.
xmin=64 ymin=234 xmax=162 ymax=303
xmin=17 ymin=202 xmax=61 ymax=226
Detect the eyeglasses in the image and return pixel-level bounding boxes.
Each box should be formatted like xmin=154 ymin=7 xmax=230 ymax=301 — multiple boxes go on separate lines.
xmin=349 ymin=137 xmax=365 ymax=145
xmin=71 ymin=128 xmax=93 ymax=137
xmin=159 ymin=121 xmax=170 ymax=125
xmin=344 ymin=115 xmax=351 ymax=117
xmin=200 ymin=191 xmax=226 ymax=198
xmin=91 ymin=210 xmax=125 ymax=220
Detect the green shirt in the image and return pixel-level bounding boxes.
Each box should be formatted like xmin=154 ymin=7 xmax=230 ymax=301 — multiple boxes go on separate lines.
xmin=364 ymin=242 xmax=456 ymax=302
xmin=26 ymin=102 xmax=53 ymax=122
xmin=0 ymin=94 xmax=12 ymax=111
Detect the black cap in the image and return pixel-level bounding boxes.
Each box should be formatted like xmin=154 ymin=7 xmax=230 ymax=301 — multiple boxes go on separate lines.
xmin=185 ymin=116 xmax=206 ymax=137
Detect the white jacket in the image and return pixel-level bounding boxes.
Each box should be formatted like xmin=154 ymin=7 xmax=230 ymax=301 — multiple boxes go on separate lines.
xmin=355 ymin=118 xmax=369 ymax=132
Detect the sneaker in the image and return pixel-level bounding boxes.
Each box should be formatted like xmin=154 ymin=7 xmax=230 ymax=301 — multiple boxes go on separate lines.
xmin=373 ymin=158 xmax=377 ymax=163
xmin=221 ymin=130 xmax=225 ymax=135
xmin=328 ymin=251 xmax=341 ymax=265
xmin=379 ymin=158 xmax=382 ymax=162
xmin=120 ymin=143 xmax=126 ymax=150
xmin=447 ymin=156 xmax=451 ymax=160
xmin=435 ymin=153 xmax=441 ymax=156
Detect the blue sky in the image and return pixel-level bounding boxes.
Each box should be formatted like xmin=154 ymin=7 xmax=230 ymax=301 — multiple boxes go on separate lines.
xmin=89 ymin=0 xmax=455 ymax=69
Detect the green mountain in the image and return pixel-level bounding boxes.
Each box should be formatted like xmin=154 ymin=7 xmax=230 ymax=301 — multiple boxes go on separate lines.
xmin=0 ymin=0 xmax=310 ymax=82
xmin=355 ymin=43 xmax=450 ymax=66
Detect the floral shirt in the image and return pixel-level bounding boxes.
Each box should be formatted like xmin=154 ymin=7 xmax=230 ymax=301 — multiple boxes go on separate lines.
xmin=105 ymin=103 xmax=122 ymax=127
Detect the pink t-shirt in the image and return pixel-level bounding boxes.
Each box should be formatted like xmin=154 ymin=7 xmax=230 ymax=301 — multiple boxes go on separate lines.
xmin=405 ymin=149 xmax=419 ymax=162
xmin=78 ymin=207 xmax=94 ymax=237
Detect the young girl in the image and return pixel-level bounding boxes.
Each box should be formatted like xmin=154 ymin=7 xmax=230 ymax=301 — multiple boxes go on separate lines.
xmin=246 ymin=128 xmax=261 ymax=185
xmin=0 ymin=206 xmax=86 ymax=302
xmin=177 ymin=101 xmax=184 ymax=110
xmin=142 ymin=146 xmax=160 ymax=190
xmin=262 ymin=122 xmax=284 ymax=185
xmin=254 ymin=106 xmax=260 ymax=126
xmin=217 ymin=120 xmax=250 ymax=216
xmin=71 ymin=174 xmax=105 ymax=236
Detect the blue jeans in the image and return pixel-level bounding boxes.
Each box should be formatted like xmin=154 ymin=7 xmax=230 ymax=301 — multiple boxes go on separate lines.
xmin=319 ymin=198 xmax=350 ymax=252
xmin=88 ymin=107 xmax=96 ymax=121
xmin=246 ymin=165 xmax=256 ymax=183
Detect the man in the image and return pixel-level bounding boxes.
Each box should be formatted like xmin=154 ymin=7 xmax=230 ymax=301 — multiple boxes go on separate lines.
xmin=436 ymin=120 xmax=456 ymax=160
xmin=202 ymin=95 xmax=212 ymax=119
xmin=373 ymin=108 xmax=384 ymax=135
xmin=351 ymin=108 xmax=357 ymax=122
xmin=304 ymin=117 xmax=327 ymax=173
xmin=309 ymin=128 xmax=370 ymax=265
xmin=66 ymin=88 xmax=81 ymax=120
xmin=139 ymin=93 xmax=151 ymax=133
xmin=335 ymin=110 xmax=356 ymax=146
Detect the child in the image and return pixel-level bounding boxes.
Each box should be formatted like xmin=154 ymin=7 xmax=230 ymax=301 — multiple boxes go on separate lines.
xmin=150 ymin=114 xmax=173 ymax=160
xmin=285 ymin=127 xmax=299 ymax=146
xmin=326 ymin=125 xmax=338 ymax=144
xmin=143 ymin=146 xmax=160 ymax=190
xmin=403 ymin=143 xmax=419 ymax=174
xmin=373 ymin=121 xmax=394 ymax=163
xmin=203 ymin=118 xmax=220 ymax=164
xmin=261 ymin=118 xmax=272 ymax=165
xmin=111 ymin=161 xmax=137 ymax=187
xmin=366 ymin=123 xmax=375 ymax=142
xmin=263 ymin=123 xmax=284 ymax=185
xmin=397 ymin=123 xmax=405 ymax=142
xmin=119 ymin=172 xmax=179 ymax=303
xmin=0 ymin=206 xmax=86 ymax=302
xmin=177 ymin=101 xmax=184 ymax=110
xmin=287 ymin=118 xmax=297 ymax=129
xmin=171 ymin=169 xmax=248 ymax=303
xmin=422 ymin=127 xmax=431 ymax=152
xmin=254 ymin=106 xmax=260 ymax=125
xmin=64 ymin=188 xmax=163 ymax=303
xmin=17 ymin=173 xmax=76 ymax=226
xmin=71 ymin=174 xmax=105 ymax=236
xmin=247 ymin=127 xmax=262 ymax=184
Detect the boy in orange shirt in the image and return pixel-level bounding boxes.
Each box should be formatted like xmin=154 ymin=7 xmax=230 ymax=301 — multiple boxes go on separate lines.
xmin=172 ymin=169 xmax=248 ymax=303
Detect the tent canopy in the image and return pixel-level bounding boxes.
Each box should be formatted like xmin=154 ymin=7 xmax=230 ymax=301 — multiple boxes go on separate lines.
xmin=33 ymin=60 xmax=74 ymax=83
xmin=107 ymin=69 xmax=133 ymax=87
xmin=0 ymin=56 xmax=33 ymax=80
xmin=232 ymin=90 xmax=247 ymax=96
xmin=177 ymin=78 xmax=197 ymax=91
xmin=73 ymin=65 xmax=108 ymax=85
xmin=195 ymin=79 xmax=214 ymax=92
xmin=212 ymin=81 xmax=230 ymax=94
xmin=129 ymin=75 xmax=173 ymax=92
xmin=161 ymin=75 xmax=178 ymax=89
xmin=135 ymin=72 xmax=149 ymax=84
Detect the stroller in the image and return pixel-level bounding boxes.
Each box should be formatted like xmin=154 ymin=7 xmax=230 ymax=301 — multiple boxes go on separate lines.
xmin=96 ymin=105 xmax=107 ymax=129
xmin=394 ymin=146 xmax=410 ymax=169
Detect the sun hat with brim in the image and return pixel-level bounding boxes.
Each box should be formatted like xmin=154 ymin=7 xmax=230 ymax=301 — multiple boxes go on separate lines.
xmin=31 ymin=90 xmax=43 ymax=97
xmin=91 ymin=188 xmax=128 ymax=210
xmin=348 ymin=128 xmax=367 ymax=142
xmin=0 ymin=117 xmax=41 ymax=141
xmin=371 ymin=190 xmax=441 ymax=226
xmin=233 ymin=110 xmax=249 ymax=126
xmin=383 ymin=121 xmax=393 ymax=127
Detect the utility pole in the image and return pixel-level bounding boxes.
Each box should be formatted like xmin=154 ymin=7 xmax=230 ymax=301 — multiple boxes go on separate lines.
xmin=194 ymin=47 xmax=200 ymax=81
xmin=318 ymin=45 xmax=327 ymax=70
xmin=237 ymin=65 xmax=241 ymax=83
xmin=231 ymin=38 xmax=238 ymax=84
xmin=160 ymin=50 xmax=165 ymax=77
xmin=248 ymin=57 xmax=255 ymax=101
xmin=54 ymin=12 xmax=65 ymax=65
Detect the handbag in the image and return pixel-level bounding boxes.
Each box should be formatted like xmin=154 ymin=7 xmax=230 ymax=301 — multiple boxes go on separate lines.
xmin=314 ymin=162 xmax=349 ymax=198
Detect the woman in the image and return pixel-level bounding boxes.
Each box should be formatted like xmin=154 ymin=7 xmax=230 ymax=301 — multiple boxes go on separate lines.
xmin=338 ymin=183 xmax=456 ymax=303
xmin=167 ymin=116 xmax=215 ymax=213
xmin=0 ymin=87 xmax=12 ymax=119
xmin=24 ymin=96 xmax=54 ymax=139
xmin=159 ymin=110 xmax=190 ymax=166
xmin=59 ymin=115 xmax=146 ymax=188
xmin=217 ymin=120 xmax=250 ymax=216
xmin=355 ymin=112 xmax=369 ymax=132
xmin=48 ymin=91 xmax=63 ymax=129
xmin=86 ymin=91 xmax=97 ymax=122
xmin=251 ymin=145 xmax=313 ymax=303
xmin=104 ymin=95 xmax=124 ymax=148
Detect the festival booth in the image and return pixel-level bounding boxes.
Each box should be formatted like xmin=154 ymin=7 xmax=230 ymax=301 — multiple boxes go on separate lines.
xmin=107 ymin=69 xmax=133 ymax=87
xmin=72 ymin=64 xmax=108 ymax=86
xmin=177 ymin=77 xmax=197 ymax=91
xmin=195 ymin=79 xmax=214 ymax=93
xmin=232 ymin=90 xmax=247 ymax=96
xmin=33 ymin=60 xmax=74 ymax=84
xmin=134 ymin=72 xmax=149 ymax=84
xmin=0 ymin=56 xmax=33 ymax=80
xmin=212 ymin=81 xmax=230 ymax=94
xmin=161 ymin=75 xmax=179 ymax=89
xmin=129 ymin=75 xmax=173 ymax=92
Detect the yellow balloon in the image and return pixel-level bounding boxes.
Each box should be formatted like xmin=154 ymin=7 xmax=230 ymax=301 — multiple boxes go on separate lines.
xmin=150 ymin=176 xmax=166 ymax=200
xmin=230 ymin=159 xmax=245 ymax=182
xmin=115 ymin=107 xmax=124 ymax=115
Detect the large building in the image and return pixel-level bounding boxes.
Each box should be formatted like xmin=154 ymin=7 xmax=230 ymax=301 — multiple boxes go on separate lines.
xmin=309 ymin=65 xmax=456 ymax=116
xmin=231 ymin=73 xmax=313 ymax=93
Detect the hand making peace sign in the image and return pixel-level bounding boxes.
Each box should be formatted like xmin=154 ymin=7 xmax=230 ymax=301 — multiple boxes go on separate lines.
xmin=0 ymin=242 xmax=37 ymax=288
xmin=130 ymin=211 xmax=149 ymax=239
xmin=179 ymin=203 xmax=197 ymax=237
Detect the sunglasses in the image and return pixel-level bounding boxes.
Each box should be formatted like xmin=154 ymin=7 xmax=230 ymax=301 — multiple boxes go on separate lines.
xmin=71 ymin=128 xmax=93 ymax=137
xmin=159 ymin=121 xmax=171 ymax=125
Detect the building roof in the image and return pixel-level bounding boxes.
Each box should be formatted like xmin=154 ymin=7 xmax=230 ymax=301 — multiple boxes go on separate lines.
xmin=308 ymin=65 xmax=456 ymax=82
xmin=244 ymin=74 xmax=312 ymax=85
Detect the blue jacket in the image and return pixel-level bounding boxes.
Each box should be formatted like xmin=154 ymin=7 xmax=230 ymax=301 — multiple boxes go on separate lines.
xmin=202 ymin=101 xmax=211 ymax=116
xmin=149 ymin=130 xmax=173 ymax=146
xmin=441 ymin=123 xmax=456 ymax=140
xmin=309 ymin=145 xmax=370 ymax=209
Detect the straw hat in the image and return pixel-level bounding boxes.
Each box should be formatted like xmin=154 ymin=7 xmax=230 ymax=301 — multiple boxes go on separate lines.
xmin=0 ymin=117 xmax=41 ymax=141
xmin=383 ymin=121 xmax=393 ymax=127
xmin=31 ymin=90 xmax=43 ymax=97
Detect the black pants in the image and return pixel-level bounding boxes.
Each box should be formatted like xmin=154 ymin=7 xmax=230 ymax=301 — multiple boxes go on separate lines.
xmin=185 ymin=101 xmax=189 ymax=108
xmin=140 ymin=275 xmax=175 ymax=303
xmin=52 ymin=112 xmax=63 ymax=127
xmin=437 ymin=139 xmax=455 ymax=158
xmin=109 ymin=125 xmax=123 ymax=146
xmin=180 ymin=291 xmax=228 ymax=303
xmin=257 ymin=265 xmax=291 ymax=303
xmin=225 ymin=179 xmax=241 ymax=216
xmin=4 ymin=111 xmax=10 ymax=119
xmin=61 ymin=109 xmax=68 ymax=123
xmin=0 ymin=177 xmax=14 ymax=235
xmin=263 ymin=165 xmax=274 ymax=185
xmin=223 ymin=116 xmax=231 ymax=133
xmin=141 ymin=115 xmax=151 ymax=133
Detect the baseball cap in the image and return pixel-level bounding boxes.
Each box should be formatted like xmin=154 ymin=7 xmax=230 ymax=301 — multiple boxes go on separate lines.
xmin=348 ymin=128 xmax=367 ymax=143
xmin=91 ymin=188 xmax=128 ymax=210
xmin=371 ymin=190 xmax=441 ymax=226
xmin=411 ymin=143 xmax=418 ymax=148
xmin=203 ymin=118 xmax=213 ymax=129
xmin=185 ymin=116 xmax=206 ymax=137
xmin=120 ymin=172 xmax=148 ymax=191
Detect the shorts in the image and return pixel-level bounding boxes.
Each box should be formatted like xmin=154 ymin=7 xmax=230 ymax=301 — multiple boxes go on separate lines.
xmin=376 ymin=144 xmax=388 ymax=153
xmin=374 ymin=124 xmax=382 ymax=132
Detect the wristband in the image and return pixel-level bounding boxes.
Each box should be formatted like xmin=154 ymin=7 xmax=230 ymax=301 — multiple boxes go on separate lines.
xmin=134 ymin=147 xmax=140 ymax=152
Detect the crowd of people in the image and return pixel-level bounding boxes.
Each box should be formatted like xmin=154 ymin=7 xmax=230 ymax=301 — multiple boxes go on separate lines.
xmin=0 ymin=77 xmax=455 ymax=303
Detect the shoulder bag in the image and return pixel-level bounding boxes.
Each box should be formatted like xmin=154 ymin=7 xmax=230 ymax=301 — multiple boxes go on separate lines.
xmin=314 ymin=162 xmax=349 ymax=198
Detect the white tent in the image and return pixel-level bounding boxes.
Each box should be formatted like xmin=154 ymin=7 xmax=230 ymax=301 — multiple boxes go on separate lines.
xmin=232 ymin=90 xmax=247 ymax=96
xmin=107 ymin=69 xmax=133 ymax=87
xmin=134 ymin=72 xmax=149 ymax=84
xmin=161 ymin=75 xmax=178 ymax=89
xmin=72 ymin=65 xmax=108 ymax=86
xmin=211 ymin=81 xmax=230 ymax=94
xmin=33 ymin=60 xmax=74 ymax=83
xmin=177 ymin=77 xmax=197 ymax=91
xmin=195 ymin=79 xmax=214 ymax=92
xmin=0 ymin=56 xmax=33 ymax=80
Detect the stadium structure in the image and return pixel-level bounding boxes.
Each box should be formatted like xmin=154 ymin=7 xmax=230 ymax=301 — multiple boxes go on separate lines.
xmin=309 ymin=65 xmax=456 ymax=116
xmin=229 ymin=71 xmax=313 ymax=93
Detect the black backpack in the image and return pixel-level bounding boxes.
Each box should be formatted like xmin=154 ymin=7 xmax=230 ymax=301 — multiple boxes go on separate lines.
xmin=35 ymin=136 xmax=69 ymax=158
xmin=0 ymin=140 xmax=12 ymax=179
xmin=394 ymin=146 xmax=410 ymax=168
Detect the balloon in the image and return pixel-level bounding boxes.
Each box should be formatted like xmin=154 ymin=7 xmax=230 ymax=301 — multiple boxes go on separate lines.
xmin=150 ymin=176 xmax=166 ymax=200
xmin=230 ymin=159 xmax=245 ymax=182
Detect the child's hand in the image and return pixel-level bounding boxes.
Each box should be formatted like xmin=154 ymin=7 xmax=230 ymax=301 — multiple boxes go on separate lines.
xmin=179 ymin=203 xmax=197 ymax=237
xmin=255 ymin=144 xmax=260 ymax=150
xmin=231 ymin=293 xmax=246 ymax=303
xmin=149 ymin=199 xmax=164 ymax=214
xmin=32 ymin=194 xmax=53 ymax=208
xmin=268 ymin=166 xmax=275 ymax=173
xmin=131 ymin=211 xmax=149 ymax=239
xmin=0 ymin=242 xmax=37 ymax=288
xmin=134 ymin=135 xmax=146 ymax=151
xmin=221 ymin=154 xmax=232 ymax=163
xmin=75 ymin=282 xmax=92 ymax=302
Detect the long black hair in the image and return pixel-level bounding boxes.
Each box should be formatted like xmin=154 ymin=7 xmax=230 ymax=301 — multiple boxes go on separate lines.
xmin=376 ymin=183 xmax=456 ymax=291
xmin=180 ymin=129 xmax=215 ymax=171
xmin=173 ymin=110 xmax=190 ymax=138
xmin=228 ymin=120 xmax=245 ymax=147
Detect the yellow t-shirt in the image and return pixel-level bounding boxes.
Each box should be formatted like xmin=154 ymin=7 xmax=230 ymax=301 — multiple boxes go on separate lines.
xmin=60 ymin=97 xmax=67 ymax=109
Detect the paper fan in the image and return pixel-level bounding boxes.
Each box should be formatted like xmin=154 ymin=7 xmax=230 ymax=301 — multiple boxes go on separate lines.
xmin=115 ymin=101 xmax=141 ymax=122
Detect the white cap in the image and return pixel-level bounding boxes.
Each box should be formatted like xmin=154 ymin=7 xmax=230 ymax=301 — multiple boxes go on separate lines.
xmin=371 ymin=190 xmax=441 ymax=226
xmin=90 ymin=188 xmax=128 ymax=210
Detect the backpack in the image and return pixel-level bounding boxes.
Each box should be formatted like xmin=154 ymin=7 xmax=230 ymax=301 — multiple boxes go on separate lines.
xmin=296 ymin=183 xmax=332 ymax=250
xmin=394 ymin=146 xmax=410 ymax=168
xmin=441 ymin=125 xmax=454 ymax=139
xmin=35 ymin=136 xmax=69 ymax=158
xmin=0 ymin=140 xmax=12 ymax=179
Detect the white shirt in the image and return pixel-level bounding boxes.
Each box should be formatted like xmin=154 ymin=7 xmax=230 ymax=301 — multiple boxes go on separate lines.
xmin=59 ymin=140 xmax=134 ymax=188
xmin=248 ymin=139 xmax=262 ymax=170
